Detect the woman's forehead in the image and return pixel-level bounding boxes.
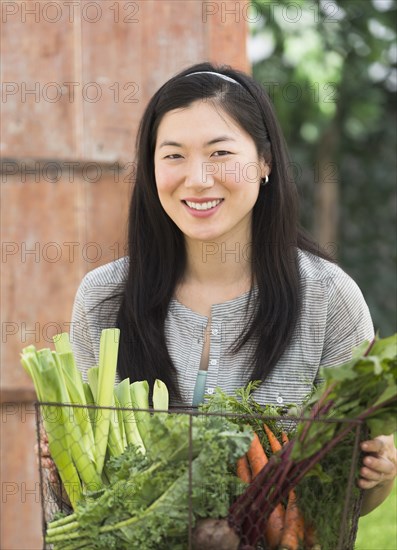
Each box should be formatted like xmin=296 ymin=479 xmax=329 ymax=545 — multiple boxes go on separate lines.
xmin=155 ymin=101 xmax=249 ymax=145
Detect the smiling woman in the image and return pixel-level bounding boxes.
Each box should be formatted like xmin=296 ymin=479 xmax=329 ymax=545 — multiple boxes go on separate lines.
xmin=154 ymin=100 xmax=268 ymax=244
xmin=68 ymin=62 xmax=396 ymax=515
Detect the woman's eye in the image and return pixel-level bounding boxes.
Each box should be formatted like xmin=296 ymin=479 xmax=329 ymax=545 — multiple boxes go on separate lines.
xmin=212 ymin=150 xmax=232 ymax=157
xmin=164 ymin=154 xmax=182 ymax=159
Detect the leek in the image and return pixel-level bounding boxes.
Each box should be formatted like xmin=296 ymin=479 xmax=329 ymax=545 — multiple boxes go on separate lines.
xmin=88 ymin=364 xmax=125 ymax=462
xmin=152 ymin=379 xmax=169 ymax=411
xmin=111 ymin=394 xmax=127 ymax=455
xmin=94 ymin=328 xmax=121 ymax=475
xmin=114 ymin=378 xmax=145 ymax=453
xmin=53 ymin=334 xmax=96 ymax=464
xmin=130 ymin=381 xmax=150 ymax=450
xmin=82 ymin=382 xmax=98 ymax=433
xmin=21 ymin=346 xmax=83 ymax=507
xmin=21 ymin=329 xmax=173 ymax=513
xmin=42 ymin=350 xmax=102 ymax=491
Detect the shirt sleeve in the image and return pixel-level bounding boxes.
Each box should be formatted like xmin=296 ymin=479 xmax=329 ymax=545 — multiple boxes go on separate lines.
xmin=70 ymin=279 xmax=96 ymax=382
xmin=317 ymin=268 xmax=375 ymax=378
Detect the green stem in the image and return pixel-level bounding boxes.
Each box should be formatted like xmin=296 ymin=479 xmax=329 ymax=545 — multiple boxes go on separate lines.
xmin=46 ymin=530 xmax=84 ymax=543
xmin=48 ymin=513 xmax=77 ymax=528
xmin=46 ymin=520 xmax=80 ymax=537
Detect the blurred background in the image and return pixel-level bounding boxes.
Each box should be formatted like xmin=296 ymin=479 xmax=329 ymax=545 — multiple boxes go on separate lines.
xmin=1 ymin=0 xmax=396 ymax=548
xmin=250 ymin=0 xmax=396 ymax=339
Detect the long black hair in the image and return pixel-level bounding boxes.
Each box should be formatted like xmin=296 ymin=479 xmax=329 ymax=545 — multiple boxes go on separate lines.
xmin=116 ymin=61 xmax=334 ymax=400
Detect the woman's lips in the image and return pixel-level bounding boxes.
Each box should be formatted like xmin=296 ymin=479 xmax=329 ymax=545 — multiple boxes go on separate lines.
xmin=181 ymin=199 xmax=224 ymax=218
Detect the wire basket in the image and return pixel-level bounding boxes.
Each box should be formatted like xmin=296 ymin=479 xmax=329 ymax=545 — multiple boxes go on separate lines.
xmin=35 ymin=402 xmax=365 ymax=550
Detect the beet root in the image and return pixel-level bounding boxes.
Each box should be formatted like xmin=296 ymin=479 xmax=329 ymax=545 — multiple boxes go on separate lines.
xmin=192 ymin=518 xmax=240 ymax=550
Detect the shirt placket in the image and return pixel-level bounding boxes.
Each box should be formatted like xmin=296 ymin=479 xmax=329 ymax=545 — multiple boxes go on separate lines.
xmin=183 ymin=317 xmax=207 ymax=404
xmin=205 ymin=314 xmax=222 ymax=396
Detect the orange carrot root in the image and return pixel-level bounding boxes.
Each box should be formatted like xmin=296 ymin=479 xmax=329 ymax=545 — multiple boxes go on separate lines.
xmin=263 ymin=423 xmax=283 ymax=453
xmin=265 ymin=503 xmax=285 ymax=549
xmin=279 ymin=432 xmax=305 ymax=550
xmin=236 ymin=454 xmax=252 ymax=484
xmin=281 ymin=431 xmax=289 ymax=445
xmin=246 ymin=433 xmax=285 ymax=549
xmin=246 ymin=432 xmax=268 ymax=478
xmin=279 ymin=490 xmax=305 ymax=550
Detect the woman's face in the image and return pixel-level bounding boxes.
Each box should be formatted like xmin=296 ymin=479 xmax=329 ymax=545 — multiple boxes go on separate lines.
xmin=154 ymin=100 xmax=269 ymax=245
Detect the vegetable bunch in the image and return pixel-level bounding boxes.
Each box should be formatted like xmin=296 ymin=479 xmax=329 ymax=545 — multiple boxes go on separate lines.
xmin=21 ymin=329 xmax=169 ymax=507
xmin=22 ymin=329 xmax=396 ymax=549
xmin=44 ymin=413 xmax=253 ymax=549
xmin=225 ymin=334 xmax=397 ymax=549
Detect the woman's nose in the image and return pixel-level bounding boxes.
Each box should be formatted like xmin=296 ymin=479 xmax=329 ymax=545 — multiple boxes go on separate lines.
xmin=184 ymin=159 xmax=215 ymax=189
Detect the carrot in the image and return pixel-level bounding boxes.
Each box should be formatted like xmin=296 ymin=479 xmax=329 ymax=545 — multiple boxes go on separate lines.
xmin=236 ymin=454 xmax=252 ymax=484
xmin=246 ymin=432 xmax=268 ymax=477
xmin=263 ymin=423 xmax=283 ymax=453
xmin=279 ymin=490 xmax=305 ymax=550
xmin=264 ymin=504 xmax=285 ymax=550
xmin=246 ymin=432 xmax=285 ymax=549
xmin=279 ymin=431 xmax=305 ymax=550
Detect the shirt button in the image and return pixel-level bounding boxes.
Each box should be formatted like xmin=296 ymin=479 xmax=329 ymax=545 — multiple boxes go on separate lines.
xmin=210 ymin=359 xmax=217 ymax=366
xmin=211 ymin=328 xmax=218 ymax=335
xmin=276 ymin=394 xmax=283 ymax=404
xmin=207 ymin=388 xmax=214 ymax=395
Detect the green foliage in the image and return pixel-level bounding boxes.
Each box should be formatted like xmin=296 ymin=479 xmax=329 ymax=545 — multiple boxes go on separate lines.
xmin=251 ymin=0 xmax=396 ymax=336
xmin=294 ymin=334 xmax=397 ymax=464
xmin=202 ymin=380 xmax=296 ymax=454
xmin=45 ymin=413 xmax=253 ymax=549
xmin=296 ymin=432 xmax=361 ymax=550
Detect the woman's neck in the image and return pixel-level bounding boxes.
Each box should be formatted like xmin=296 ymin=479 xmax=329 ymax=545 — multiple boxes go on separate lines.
xmin=182 ymin=234 xmax=253 ymax=290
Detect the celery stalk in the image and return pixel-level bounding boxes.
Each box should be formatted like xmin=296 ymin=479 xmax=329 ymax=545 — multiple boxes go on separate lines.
xmin=94 ymin=329 xmax=121 ymax=475
xmin=87 ymin=366 xmax=102 ymax=437
xmin=113 ymin=394 xmax=127 ymax=450
xmin=88 ymin=363 xmax=124 ymax=460
xmin=83 ymin=381 xmax=94 ymax=405
xmin=152 ymin=379 xmax=169 ymax=411
xmin=21 ymin=348 xmax=83 ymax=507
xmin=55 ymin=350 xmax=96 ymax=464
xmin=87 ymin=366 xmax=99 ymax=401
xmin=83 ymin=382 xmax=97 ymax=429
xmin=115 ymin=378 xmax=145 ymax=453
xmin=130 ymin=381 xmax=150 ymax=450
xmin=41 ymin=349 xmax=102 ymax=491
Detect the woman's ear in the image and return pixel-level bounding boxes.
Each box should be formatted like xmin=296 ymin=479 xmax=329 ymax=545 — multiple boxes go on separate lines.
xmin=260 ymin=157 xmax=271 ymax=180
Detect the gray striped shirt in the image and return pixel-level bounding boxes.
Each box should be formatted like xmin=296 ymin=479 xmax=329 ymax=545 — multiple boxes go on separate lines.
xmin=70 ymin=249 xmax=374 ymax=407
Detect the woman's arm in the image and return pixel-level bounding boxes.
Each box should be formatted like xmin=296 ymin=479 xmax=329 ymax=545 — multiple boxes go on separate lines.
xmin=359 ymin=434 xmax=397 ymax=516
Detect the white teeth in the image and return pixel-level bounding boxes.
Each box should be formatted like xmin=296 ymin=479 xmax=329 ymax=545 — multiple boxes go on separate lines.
xmin=185 ymin=199 xmax=222 ymax=211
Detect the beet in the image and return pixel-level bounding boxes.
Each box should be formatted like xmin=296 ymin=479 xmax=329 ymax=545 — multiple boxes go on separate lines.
xmin=192 ymin=518 xmax=240 ymax=550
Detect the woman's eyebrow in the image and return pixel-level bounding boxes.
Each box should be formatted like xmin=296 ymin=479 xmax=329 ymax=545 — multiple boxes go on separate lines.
xmin=158 ymin=136 xmax=236 ymax=148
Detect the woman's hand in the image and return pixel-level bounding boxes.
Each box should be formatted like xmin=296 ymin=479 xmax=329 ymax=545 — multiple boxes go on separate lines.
xmin=34 ymin=427 xmax=58 ymax=485
xmin=359 ymin=434 xmax=397 ymax=489
xmin=35 ymin=428 xmax=72 ymax=508
xmin=359 ymin=433 xmax=397 ymax=515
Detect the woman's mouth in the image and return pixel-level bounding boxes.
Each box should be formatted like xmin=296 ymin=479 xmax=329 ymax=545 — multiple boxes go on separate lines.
xmin=183 ymin=199 xmax=223 ymax=211
xmin=181 ymin=198 xmax=224 ymax=217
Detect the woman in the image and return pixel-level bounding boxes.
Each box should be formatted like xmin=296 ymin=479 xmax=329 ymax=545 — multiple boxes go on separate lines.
xmin=68 ymin=62 xmax=395 ymax=514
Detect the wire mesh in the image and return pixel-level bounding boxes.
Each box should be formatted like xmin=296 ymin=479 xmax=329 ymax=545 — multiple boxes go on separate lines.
xmin=35 ymin=402 xmax=364 ymax=550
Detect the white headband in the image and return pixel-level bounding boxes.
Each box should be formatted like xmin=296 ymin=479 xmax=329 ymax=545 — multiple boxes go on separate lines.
xmin=184 ymin=71 xmax=243 ymax=87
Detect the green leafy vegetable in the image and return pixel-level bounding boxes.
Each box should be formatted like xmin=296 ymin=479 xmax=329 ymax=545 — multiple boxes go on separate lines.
xmin=45 ymin=413 xmax=253 ymax=549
